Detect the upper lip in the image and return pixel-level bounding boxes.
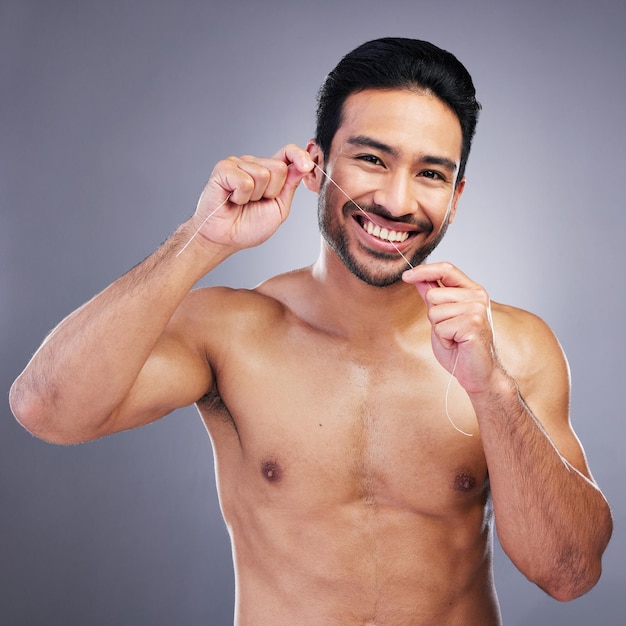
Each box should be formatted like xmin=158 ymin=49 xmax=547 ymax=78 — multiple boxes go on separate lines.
xmin=355 ymin=212 xmax=419 ymax=234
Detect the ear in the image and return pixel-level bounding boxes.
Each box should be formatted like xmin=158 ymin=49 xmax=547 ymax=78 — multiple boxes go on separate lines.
xmin=447 ymin=176 xmax=466 ymax=225
xmin=302 ymin=139 xmax=324 ymax=193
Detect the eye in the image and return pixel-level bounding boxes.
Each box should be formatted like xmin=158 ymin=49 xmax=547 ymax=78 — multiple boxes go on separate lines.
xmin=357 ymin=154 xmax=385 ymax=167
xmin=419 ymin=169 xmax=445 ymax=181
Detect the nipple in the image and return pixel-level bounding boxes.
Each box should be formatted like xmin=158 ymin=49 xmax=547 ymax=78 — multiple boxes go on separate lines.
xmin=261 ymin=459 xmax=283 ymax=483
xmin=453 ymin=472 xmax=476 ymax=492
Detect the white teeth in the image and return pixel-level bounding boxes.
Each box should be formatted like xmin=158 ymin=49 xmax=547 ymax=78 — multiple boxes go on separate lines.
xmin=361 ymin=219 xmax=409 ymax=243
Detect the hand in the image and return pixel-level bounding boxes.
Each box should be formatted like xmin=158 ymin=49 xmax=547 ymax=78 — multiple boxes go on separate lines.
xmin=402 ymin=262 xmax=502 ymax=394
xmin=191 ymin=144 xmax=314 ymax=253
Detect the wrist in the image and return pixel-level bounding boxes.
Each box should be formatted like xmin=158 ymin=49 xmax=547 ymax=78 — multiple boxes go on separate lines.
xmin=170 ymin=220 xmax=235 ymax=271
xmin=466 ymin=366 xmax=521 ymax=416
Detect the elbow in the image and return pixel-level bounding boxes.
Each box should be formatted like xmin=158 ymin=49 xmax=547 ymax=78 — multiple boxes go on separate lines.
xmin=505 ymin=502 xmax=614 ymax=603
xmin=10 ymin=377 xmax=80 ymax=445
xmin=10 ymin=377 xmax=56 ymax=442
xmin=10 ymin=377 xmax=44 ymax=434
xmin=538 ymin=565 xmax=602 ymax=602
xmin=533 ymin=550 xmax=606 ymax=602
xmin=10 ymin=375 xmax=117 ymax=445
xmin=543 ymin=505 xmax=615 ymax=602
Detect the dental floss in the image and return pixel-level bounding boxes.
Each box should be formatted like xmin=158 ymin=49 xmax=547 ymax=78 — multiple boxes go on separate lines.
xmin=177 ymin=162 xmax=472 ymax=436
xmin=313 ymin=163 xmax=415 ymax=269
xmin=314 ymin=162 xmax=473 ymax=437
xmin=445 ymin=351 xmax=473 ymax=437
xmin=176 ymin=192 xmax=233 ymax=257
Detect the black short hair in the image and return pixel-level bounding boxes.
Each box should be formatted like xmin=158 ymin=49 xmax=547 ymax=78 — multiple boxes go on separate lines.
xmin=315 ymin=37 xmax=481 ymax=183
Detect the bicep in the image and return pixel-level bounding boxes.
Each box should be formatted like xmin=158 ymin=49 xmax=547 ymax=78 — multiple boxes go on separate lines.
xmin=106 ymin=316 xmax=213 ymax=436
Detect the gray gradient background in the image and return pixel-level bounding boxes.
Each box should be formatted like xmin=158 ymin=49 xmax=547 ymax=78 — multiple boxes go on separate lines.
xmin=2 ymin=0 xmax=625 ymax=624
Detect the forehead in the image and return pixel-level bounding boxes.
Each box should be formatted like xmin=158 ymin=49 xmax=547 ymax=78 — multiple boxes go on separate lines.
xmin=335 ymin=88 xmax=462 ymax=160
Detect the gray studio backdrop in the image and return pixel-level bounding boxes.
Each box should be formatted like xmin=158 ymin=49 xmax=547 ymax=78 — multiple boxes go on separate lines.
xmin=2 ymin=0 xmax=625 ymax=624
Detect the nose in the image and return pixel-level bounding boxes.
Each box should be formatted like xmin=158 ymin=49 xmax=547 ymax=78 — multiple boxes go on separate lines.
xmin=372 ymin=169 xmax=416 ymax=218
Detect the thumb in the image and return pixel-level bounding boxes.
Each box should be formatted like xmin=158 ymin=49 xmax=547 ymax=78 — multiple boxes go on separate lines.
xmin=403 ymin=270 xmax=439 ymax=303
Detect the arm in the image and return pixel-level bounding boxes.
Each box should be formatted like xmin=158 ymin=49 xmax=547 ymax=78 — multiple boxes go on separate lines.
xmin=403 ymin=262 xmax=613 ymax=601
xmin=10 ymin=145 xmax=314 ymax=444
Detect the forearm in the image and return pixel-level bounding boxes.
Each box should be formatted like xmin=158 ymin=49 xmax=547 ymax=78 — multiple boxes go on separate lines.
xmin=10 ymin=222 xmax=228 ymax=442
xmin=471 ymin=373 xmax=612 ymax=600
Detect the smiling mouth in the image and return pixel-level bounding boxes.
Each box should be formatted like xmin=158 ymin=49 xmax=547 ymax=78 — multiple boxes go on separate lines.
xmin=356 ymin=215 xmax=412 ymax=244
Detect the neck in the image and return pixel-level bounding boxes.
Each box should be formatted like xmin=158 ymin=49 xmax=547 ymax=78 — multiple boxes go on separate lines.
xmin=309 ymin=244 xmax=428 ymax=340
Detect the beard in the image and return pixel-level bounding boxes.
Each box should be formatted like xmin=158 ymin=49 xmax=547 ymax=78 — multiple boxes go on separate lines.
xmin=318 ymin=194 xmax=450 ymax=287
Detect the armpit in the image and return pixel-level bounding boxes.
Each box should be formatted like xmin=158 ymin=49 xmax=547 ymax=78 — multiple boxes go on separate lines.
xmin=198 ymin=388 xmax=237 ymax=431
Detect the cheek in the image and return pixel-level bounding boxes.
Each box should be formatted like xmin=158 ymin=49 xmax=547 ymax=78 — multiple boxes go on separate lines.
xmin=330 ymin=163 xmax=379 ymax=198
xmin=410 ymin=203 xmax=451 ymax=241
xmin=320 ymin=181 xmax=351 ymax=218
xmin=422 ymin=189 xmax=457 ymax=223
xmin=317 ymin=186 xmax=339 ymax=231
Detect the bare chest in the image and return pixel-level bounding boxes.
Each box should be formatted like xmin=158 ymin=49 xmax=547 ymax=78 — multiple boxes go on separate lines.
xmin=202 ymin=326 xmax=488 ymax=516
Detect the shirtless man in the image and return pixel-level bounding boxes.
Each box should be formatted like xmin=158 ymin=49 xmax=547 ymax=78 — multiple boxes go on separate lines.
xmin=10 ymin=38 xmax=612 ymax=625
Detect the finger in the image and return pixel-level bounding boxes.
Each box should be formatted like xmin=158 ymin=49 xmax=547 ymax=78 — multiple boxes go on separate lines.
xmin=208 ymin=157 xmax=254 ymax=206
xmin=433 ymin=328 xmax=457 ymax=351
xmin=210 ymin=147 xmax=313 ymax=207
xmin=402 ymin=261 xmax=472 ymax=289
xmin=273 ymin=143 xmax=315 ymax=175
xmin=427 ymin=299 xmax=487 ymax=327
xmin=239 ymin=156 xmax=289 ymax=201
xmin=412 ymin=280 xmax=434 ymax=303
xmin=425 ymin=285 xmax=489 ymax=308
xmin=210 ymin=157 xmax=280 ymax=205
xmin=430 ymin=314 xmax=476 ymax=351
xmin=271 ymin=144 xmax=316 ymax=208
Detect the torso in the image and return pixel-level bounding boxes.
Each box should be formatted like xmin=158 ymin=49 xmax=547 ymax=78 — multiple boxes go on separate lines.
xmin=195 ymin=269 xmax=506 ymax=625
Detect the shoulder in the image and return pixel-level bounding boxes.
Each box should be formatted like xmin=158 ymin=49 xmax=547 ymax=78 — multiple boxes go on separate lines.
xmin=175 ymin=270 xmax=314 ymax=379
xmin=490 ymin=301 xmax=570 ymax=403
xmin=176 ymin=285 xmax=285 ymax=335
xmin=175 ymin=267 xmax=313 ymax=336
xmin=491 ymin=301 xmax=560 ymax=348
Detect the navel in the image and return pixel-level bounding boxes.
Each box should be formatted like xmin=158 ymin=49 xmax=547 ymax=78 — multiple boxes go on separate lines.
xmin=261 ymin=459 xmax=283 ymax=483
xmin=453 ymin=471 xmax=476 ymax=492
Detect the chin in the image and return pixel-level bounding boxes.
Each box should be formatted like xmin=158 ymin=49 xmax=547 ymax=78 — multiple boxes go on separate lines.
xmin=343 ymin=257 xmax=410 ymax=288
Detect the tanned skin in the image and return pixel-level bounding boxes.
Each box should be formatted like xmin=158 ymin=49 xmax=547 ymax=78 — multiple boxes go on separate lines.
xmin=10 ymin=89 xmax=612 ymax=625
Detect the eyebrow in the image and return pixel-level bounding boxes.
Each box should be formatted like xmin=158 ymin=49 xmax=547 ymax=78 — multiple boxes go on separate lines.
xmin=346 ymin=134 xmax=458 ymax=174
xmin=346 ymin=135 xmax=399 ymax=157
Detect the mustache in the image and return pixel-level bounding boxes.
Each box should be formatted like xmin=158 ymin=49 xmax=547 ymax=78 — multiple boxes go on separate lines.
xmin=342 ymin=200 xmax=433 ymax=234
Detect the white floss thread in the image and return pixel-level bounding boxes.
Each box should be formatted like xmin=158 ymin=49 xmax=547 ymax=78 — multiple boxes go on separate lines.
xmin=176 ymin=192 xmax=233 ymax=257
xmin=314 ymin=163 xmax=415 ymax=269
xmin=314 ymin=162 xmax=472 ymax=437
xmin=445 ymin=351 xmax=473 ymax=437
xmin=177 ymin=162 xmax=472 ymax=436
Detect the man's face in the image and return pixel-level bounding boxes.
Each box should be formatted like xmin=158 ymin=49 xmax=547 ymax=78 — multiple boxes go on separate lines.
xmin=313 ymin=88 xmax=465 ymax=287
